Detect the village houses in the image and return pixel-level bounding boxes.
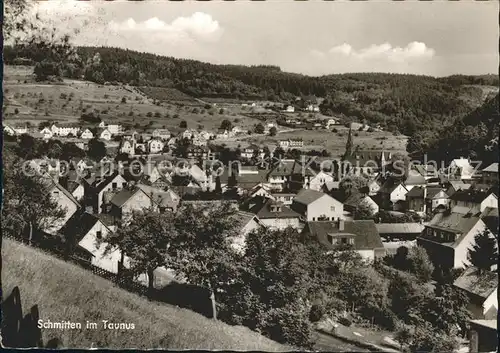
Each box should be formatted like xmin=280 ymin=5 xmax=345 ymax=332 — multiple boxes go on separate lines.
xmin=417 ymin=206 xmax=496 ymax=270
xmin=291 ymin=189 xmax=344 ymax=222
xmin=80 ymin=128 xmax=94 ymax=140
xmin=302 ymin=219 xmax=385 ymax=261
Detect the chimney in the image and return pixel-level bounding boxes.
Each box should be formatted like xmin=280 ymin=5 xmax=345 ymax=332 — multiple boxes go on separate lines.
xmin=338 ymin=219 xmax=344 ymax=231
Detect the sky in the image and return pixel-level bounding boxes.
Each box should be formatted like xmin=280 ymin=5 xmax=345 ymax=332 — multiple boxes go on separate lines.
xmin=33 ymin=0 xmax=498 ymax=77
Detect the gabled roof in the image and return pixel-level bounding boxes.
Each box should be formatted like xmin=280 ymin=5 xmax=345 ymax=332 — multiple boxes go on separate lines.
xmin=249 ymin=197 xmax=301 ymax=220
xmin=404 ymin=172 xmax=427 ymax=186
xmin=45 ymin=180 xmax=81 ymax=208
xmin=110 ymin=187 xmax=148 ymax=208
xmin=406 ymin=187 xmax=447 ymax=199
xmin=450 ymin=189 xmax=496 ymax=203
xmin=454 ymin=267 xmax=498 ymax=300
xmin=426 ymin=209 xmax=483 ymax=247
xmin=344 ymin=192 xmax=373 ymax=208
xmin=379 ymin=178 xmax=407 ymax=194
xmin=376 ymin=223 xmax=425 ymax=234
xmin=136 ymin=184 xmax=180 ymax=209
xmin=58 ymin=211 xmax=109 ymax=243
xmin=238 ymin=170 xmax=267 ymax=187
xmin=482 ymin=163 xmax=498 ymax=173
xmin=306 ymin=220 xmax=384 ymax=251
xmin=294 ymin=189 xmax=331 ymax=205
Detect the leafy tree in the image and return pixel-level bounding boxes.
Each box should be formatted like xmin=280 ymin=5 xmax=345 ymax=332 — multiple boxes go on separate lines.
xmin=220 ymin=119 xmax=233 ymax=131
xmin=254 ymin=123 xmax=265 ymax=134
xmin=353 ymin=202 xmax=375 ymax=220
xmin=388 ymin=272 xmax=431 ymax=325
xmin=396 ymin=323 xmax=459 ymax=353
xmin=121 ymin=97 xmax=127 ymax=103
xmin=269 ymin=126 xmax=277 ymax=136
xmin=228 ymin=227 xmax=314 ymax=349
xmin=17 ymin=134 xmax=41 ymax=159
xmin=179 ymin=120 xmax=187 ymax=129
xmin=467 ymin=229 xmax=498 ymax=273
xmin=2 ymin=161 xmax=65 ymax=244
xmin=87 ymin=138 xmax=107 ymax=161
xmin=407 ymin=246 xmax=434 ymax=282
xmin=174 ymin=202 xmax=240 ymax=320
xmin=103 ymin=209 xmax=179 ymax=295
xmin=422 ymin=283 xmax=470 ymax=335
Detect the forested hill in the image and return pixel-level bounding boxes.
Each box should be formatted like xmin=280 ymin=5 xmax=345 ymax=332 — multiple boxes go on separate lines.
xmin=413 ymin=93 xmax=499 ymax=166
xmin=4 ymin=45 xmax=498 ymax=138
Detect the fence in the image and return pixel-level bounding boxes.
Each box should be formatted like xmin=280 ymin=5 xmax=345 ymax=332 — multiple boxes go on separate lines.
xmin=3 ymin=234 xmax=148 ymax=296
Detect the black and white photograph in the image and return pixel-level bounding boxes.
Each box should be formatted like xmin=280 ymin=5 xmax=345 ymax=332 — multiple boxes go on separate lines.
xmin=1 ymin=0 xmax=498 ymax=351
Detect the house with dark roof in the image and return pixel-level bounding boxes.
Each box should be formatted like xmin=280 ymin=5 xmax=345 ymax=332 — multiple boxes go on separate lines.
xmin=137 ymin=184 xmax=180 ymax=212
xmin=302 ymin=219 xmax=385 ymax=261
xmin=376 ymin=223 xmax=426 ymax=241
xmin=378 ymin=178 xmax=409 ymax=211
xmin=445 ymin=180 xmax=472 ymax=197
xmin=480 ymin=162 xmax=498 ymax=186
xmin=453 ymin=267 xmax=498 ymax=320
xmin=406 ymin=186 xmax=450 ymax=214
xmin=246 ymin=196 xmax=301 ymax=230
xmin=109 ymin=187 xmax=158 ymax=223
xmin=412 ymin=164 xmax=438 ymax=181
xmin=83 ymin=171 xmax=128 ymax=214
xmin=58 ymin=211 xmax=124 ymax=273
xmin=342 ymin=150 xmax=392 ymax=176
xmin=417 ymin=207 xmax=495 ymax=270
xmin=449 ymin=189 xmax=497 ymax=214
xmin=343 ymin=192 xmax=379 ymax=217
xmin=265 ymin=159 xmax=316 ymax=192
xmin=291 ymin=189 xmax=344 ymax=222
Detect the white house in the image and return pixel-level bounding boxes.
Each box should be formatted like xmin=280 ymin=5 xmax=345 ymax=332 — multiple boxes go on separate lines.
xmin=152 ymin=129 xmax=171 ymax=140
xmin=107 ymin=124 xmax=123 ymax=135
xmin=147 ymin=139 xmax=165 ymax=154
xmin=303 ymin=219 xmax=386 ymax=262
xmin=99 ymin=129 xmax=112 ymax=141
xmin=449 ymin=190 xmax=498 ymax=214
xmin=291 ymin=189 xmax=344 ymax=222
xmin=80 ymin=129 xmax=94 ymax=139
xmin=306 ymin=171 xmax=334 ymax=191
xmin=40 ymin=127 xmax=53 ymax=139
xmin=284 ymin=105 xmax=295 ymax=113
xmin=44 ymin=181 xmax=81 ymax=235
xmin=418 ymin=207 xmax=496 ymax=270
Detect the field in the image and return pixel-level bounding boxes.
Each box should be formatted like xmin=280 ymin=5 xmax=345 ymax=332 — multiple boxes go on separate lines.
xmin=3 ymin=65 xmax=407 ymax=157
xmin=2 ymin=66 xmax=263 ymax=132
xmin=220 ymin=126 xmax=407 ymax=158
xmin=1 ymin=237 xmax=288 ymax=350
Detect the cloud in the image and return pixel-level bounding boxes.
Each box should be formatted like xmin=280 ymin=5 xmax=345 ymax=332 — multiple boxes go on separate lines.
xmin=324 ymin=41 xmax=435 ymax=63
xmin=108 ymin=13 xmax=223 ymax=43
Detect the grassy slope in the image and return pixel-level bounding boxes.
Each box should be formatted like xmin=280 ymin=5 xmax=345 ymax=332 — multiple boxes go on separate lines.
xmin=3 ymin=65 xmax=263 ymax=132
xmin=1 ymin=238 xmax=287 ymax=350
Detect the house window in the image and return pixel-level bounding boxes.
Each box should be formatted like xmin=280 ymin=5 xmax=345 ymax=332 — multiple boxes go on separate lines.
xmin=330 ymin=206 xmax=335 ymax=212
xmin=312 ymin=217 xmax=316 ymax=221
xmin=112 ymin=182 xmax=117 ymax=190
xmin=53 ymin=191 xmax=60 ymax=196
xmin=96 ymin=231 xmax=102 ymax=240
